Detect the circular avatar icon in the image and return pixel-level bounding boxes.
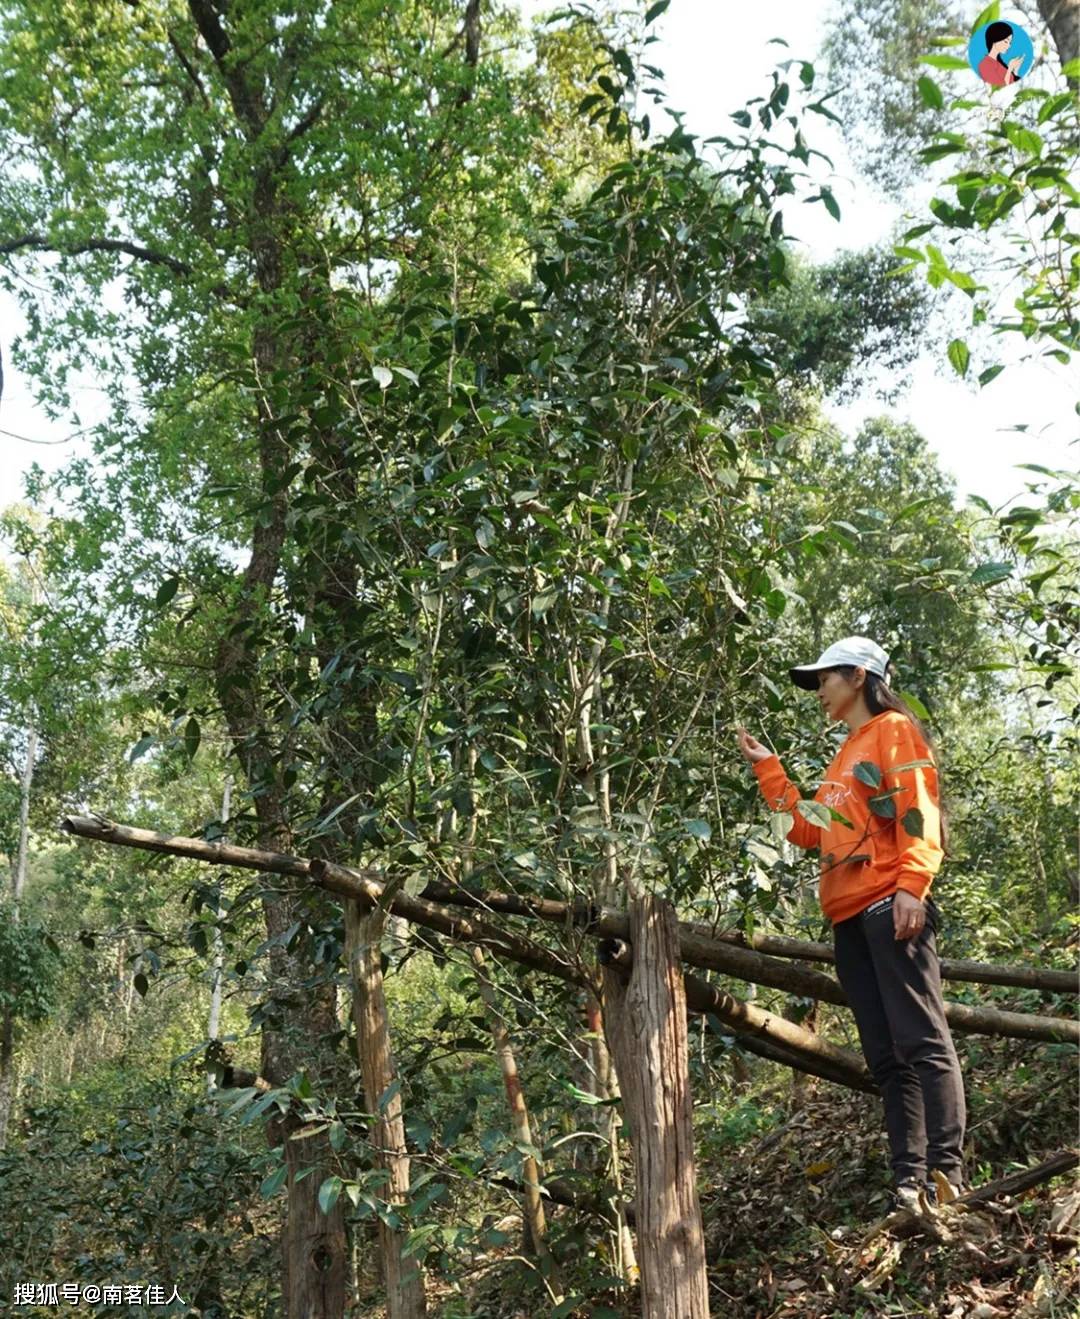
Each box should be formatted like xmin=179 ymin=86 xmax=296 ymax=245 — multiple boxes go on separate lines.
xmin=968 ymin=20 xmax=1034 ymax=86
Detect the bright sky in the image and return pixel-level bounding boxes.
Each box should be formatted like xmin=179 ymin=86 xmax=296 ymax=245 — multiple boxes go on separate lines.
xmin=0 ymin=0 xmax=1075 ymax=519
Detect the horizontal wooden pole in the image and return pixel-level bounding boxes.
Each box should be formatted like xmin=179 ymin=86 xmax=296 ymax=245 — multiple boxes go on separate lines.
xmin=60 ymin=814 xmax=871 ymax=1091
xmin=420 ymin=882 xmax=1078 ymax=995
xmin=59 ymin=815 xmax=1078 ymax=1047
xmin=423 ymin=885 xmax=1077 ymax=1044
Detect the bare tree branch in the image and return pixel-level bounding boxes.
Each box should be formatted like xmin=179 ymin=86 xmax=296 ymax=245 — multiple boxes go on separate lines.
xmin=0 ymin=233 xmax=193 ymax=276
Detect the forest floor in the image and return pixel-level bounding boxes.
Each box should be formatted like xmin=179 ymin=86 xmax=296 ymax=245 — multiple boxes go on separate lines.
xmin=453 ymin=1032 xmax=1079 ymax=1319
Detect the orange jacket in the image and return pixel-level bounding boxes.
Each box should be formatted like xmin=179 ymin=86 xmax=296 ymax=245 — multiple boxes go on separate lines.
xmin=751 ymin=710 xmax=943 ymax=924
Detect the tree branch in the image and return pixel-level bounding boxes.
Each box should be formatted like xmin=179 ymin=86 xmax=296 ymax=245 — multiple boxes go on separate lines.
xmin=418 ymin=881 xmax=1079 ymax=997
xmin=186 ymin=0 xmax=266 ymax=138
xmin=286 ymin=97 xmax=325 ymax=145
xmin=167 ymin=29 xmax=210 ymax=108
xmin=0 ymin=233 xmax=193 ymax=277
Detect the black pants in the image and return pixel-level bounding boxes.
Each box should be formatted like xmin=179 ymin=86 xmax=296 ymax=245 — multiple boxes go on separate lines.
xmin=832 ymin=892 xmax=967 ymax=1187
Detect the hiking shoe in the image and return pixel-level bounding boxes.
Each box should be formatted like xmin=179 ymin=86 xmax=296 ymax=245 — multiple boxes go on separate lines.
xmin=926 ymin=1169 xmax=969 ymax=1205
xmin=888 ymin=1180 xmax=926 ymax=1213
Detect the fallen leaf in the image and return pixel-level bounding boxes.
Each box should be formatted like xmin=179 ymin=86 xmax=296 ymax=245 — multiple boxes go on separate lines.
xmin=1049 ymin=1189 xmax=1080 ymax=1234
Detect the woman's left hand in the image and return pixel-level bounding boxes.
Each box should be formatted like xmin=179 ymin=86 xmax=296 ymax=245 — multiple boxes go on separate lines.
xmin=893 ymin=890 xmax=927 ymax=940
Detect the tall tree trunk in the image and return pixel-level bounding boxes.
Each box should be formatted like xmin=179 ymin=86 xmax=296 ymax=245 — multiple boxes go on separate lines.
xmin=1037 ymin=0 xmax=1080 ymax=79
xmin=185 ymin=5 xmax=352 ymax=1300
xmin=601 ymin=894 xmax=709 ymax=1319
xmin=345 ymin=901 xmax=427 ymax=1319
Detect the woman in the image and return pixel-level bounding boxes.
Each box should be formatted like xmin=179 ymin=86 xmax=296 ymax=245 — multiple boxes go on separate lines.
xmin=977 ymin=21 xmax=1025 ymax=86
xmin=736 ymin=635 xmax=968 ymax=1214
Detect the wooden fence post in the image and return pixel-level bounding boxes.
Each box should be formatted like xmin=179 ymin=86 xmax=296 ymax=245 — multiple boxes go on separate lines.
xmin=601 ymin=893 xmax=710 ymax=1319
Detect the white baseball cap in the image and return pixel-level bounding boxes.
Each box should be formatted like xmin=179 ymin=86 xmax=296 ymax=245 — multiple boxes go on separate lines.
xmin=789 ymin=636 xmax=891 ymax=691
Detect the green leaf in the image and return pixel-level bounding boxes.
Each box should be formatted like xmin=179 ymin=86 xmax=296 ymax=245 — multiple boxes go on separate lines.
xmin=917 ymin=76 xmax=943 ymax=110
xmin=868 ymin=793 xmax=897 ymax=819
xmin=133 ymin=972 xmax=149 ymax=997
xmin=970 ymin=561 xmax=1013 ymax=587
xmin=221 ymin=1087 xmax=258 ymax=1118
xmin=901 ymin=808 xmax=925 ymax=839
xmin=155 ymin=576 xmax=180 ymax=607
xmin=895 ymin=691 xmax=931 ymax=721
xmin=820 ymin=187 xmax=840 ymax=221
xmin=769 ymin=811 xmax=794 ymax=842
xmin=796 ymin=800 xmax=831 ymax=829
xmin=1002 ymin=122 xmax=1041 ymax=157
xmin=644 ymin=0 xmax=670 ymax=24
xmin=318 ymin=1176 xmax=343 ymax=1216
xmin=853 ymin=760 xmax=882 ymax=789
xmin=919 ymin=54 xmax=970 ymax=70
xmin=978 ymin=364 xmax=1004 ymax=387
xmin=184 ymin=717 xmax=201 ymax=760
xmin=896 ymin=497 xmax=935 ymax=521
xmin=243 ymin=1089 xmax=286 ymax=1125
xmin=377 ymin=1079 xmax=401 ymax=1112
xmin=971 ymin=1 xmax=1000 ymax=32
xmin=129 ymin=734 xmax=156 ymax=764
xmin=1038 ymin=92 xmax=1073 ymax=124
xmin=947 ymin=339 xmax=970 ymax=377
xmin=260 ymin=1165 xmax=288 ymax=1198
xmin=551 ymin=1299 xmax=586 ymax=1319
xmin=684 ymin=819 xmax=711 ymax=842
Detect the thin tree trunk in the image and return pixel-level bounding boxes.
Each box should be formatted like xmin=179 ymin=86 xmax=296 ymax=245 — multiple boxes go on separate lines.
xmin=116 ymin=935 xmax=132 ymax=1023
xmin=784 ymin=879 xmax=818 ymax=1108
xmin=582 ymin=993 xmax=639 ymax=1284
xmin=207 ymin=779 xmax=231 ymax=1081
xmin=564 ymin=460 xmax=642 ymax=1283
xmin=345 ymin=901 xmax=427 ymax=1319
xmin=13 ymin=722 xmax=36 ymax=913
xmin=601 ymin=894 xmax=709 ymax=1318
xmin=0 ymin=1012 xmax=14 ymax=1151
xmin=185 ymin=7 xmax=352 ymax=1306
xmin=0 ymin=692 xmax=38 ymax=1148
xmin=469 ymin=947 xmax=562 ymax=1295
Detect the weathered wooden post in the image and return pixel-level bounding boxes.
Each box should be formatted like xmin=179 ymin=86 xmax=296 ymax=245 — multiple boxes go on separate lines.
xmin=600 ymin=893 xmax=710 ymax=1318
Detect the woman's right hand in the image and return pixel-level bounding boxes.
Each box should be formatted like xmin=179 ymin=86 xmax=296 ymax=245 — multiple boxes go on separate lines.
xmin=737 ymin=726 xmax=774 ymax=764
